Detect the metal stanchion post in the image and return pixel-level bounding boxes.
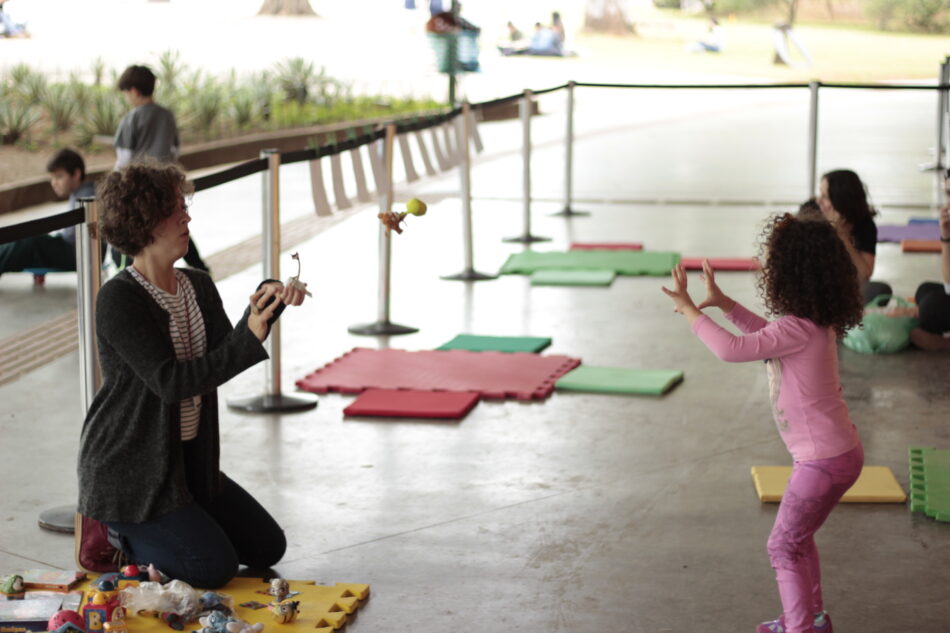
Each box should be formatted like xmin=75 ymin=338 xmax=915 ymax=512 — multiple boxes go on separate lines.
xmin=38 ymin=197 xmax=101 ymax=534
xmin=504 ymin=89 xmax=550 ymax=243
xmin=228 ymin=150 xmax=317 ymax=413
xmin=807 ymin=81 xmax=820 ymax=197
xmin=349 ymin=125 xmax=419 ymax=335
xmin=443 ymin=103 xmax=497 ymax=282
xmin=551 ymin=81 xmax=589 ymax=218
xmin=922 ymin=60 xmax=949 ymax=173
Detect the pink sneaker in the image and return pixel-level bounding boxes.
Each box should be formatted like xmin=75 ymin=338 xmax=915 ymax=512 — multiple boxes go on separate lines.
xmin=755 ymin=611 xmax=833 ymax=633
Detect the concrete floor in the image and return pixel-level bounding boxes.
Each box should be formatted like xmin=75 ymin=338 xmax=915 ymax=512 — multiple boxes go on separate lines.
xmin=1 ymin=91 xmax=949 ymax=633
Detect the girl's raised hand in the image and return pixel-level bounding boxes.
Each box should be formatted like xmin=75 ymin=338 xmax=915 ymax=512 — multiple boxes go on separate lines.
xmin=661 ymin=263 xmax=696 ymax=314
xmin=696 ymin=259 xmax=735 ymax=312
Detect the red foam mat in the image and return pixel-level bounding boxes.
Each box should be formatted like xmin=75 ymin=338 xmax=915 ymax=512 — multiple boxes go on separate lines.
xmin=296 ymin=348 xmax=581 ymax=400
xmin=570 ymin=242 xmax=644 ymax=251
xmin=681 ymin=257 xmax=760 ymax=271
xmin=343 ymin=389 xmax=480 ymax=419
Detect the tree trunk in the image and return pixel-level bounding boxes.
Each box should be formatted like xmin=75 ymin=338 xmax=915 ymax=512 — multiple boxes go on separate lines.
xmin=584 ymin=0 xmax=634 ymax=35
xmin=258 ymin=0 xmax=317 ymax=16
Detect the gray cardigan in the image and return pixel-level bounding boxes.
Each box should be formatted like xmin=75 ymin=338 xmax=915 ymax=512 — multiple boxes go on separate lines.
xmin=77 ymin=268 xmax=269 ymax=523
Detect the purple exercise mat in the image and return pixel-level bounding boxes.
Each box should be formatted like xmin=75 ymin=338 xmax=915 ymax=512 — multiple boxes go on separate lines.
xmin=877 ymin=224 xmax=940 ymax=243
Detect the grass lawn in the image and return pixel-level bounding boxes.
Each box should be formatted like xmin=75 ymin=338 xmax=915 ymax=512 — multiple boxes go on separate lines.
xmin=575 ymin=16 xmax=949 ymax=82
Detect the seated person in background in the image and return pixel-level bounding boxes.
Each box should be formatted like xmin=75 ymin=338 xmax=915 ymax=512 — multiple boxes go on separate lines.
xmin=687 ymin=18 xmax=724 ymax=53
xmin=506 ymin=20 xmax=523 ymax=42
xmin=0 ymin=0 xmax=27 ymax=37
xmin=817 ymin=169 xmax=892 ymax=306
xmin=910 ymin=171 xmax=950 ymax=351
xmin=500 ymin=22 xmax=563 ymax=56
xmin=797 ymin=197 xmax=823 ymax=221
xmin=0 ymin=149 xmax=95 ymax=279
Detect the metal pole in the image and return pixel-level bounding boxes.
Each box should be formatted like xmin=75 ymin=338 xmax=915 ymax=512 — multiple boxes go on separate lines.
xmin=377 ymin=128 xmax=393 ymax=325
xmin=76 ymin=197 xmax=101 ymax=411
xmin=551 ymin=81 xmax=589 ymax=217
xmin=443 ymin=103 xmax=497 ymax=281
xmin=921 ymin=59 xmax=948 ymax=173
xmin=39 ymin=197 xmax=101 ymax=534
xmin=228 ymin=149 xmax=317 ymax=412
xmin=350 ymin=124 xmax=418 ymax=335
xmin=807 ymin=81 xmax=819 ymax=197
xmin=504 ymin=89 xmax=549 ymax=243
xmin=262 ymin=150 xmax=281 ymax=398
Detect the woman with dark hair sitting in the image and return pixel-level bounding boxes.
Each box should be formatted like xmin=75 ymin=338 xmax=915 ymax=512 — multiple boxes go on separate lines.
xmin=75 ymin=162 xmax=308 ymax=588
xmin=817 ymin=169 xmax=892 ymax=306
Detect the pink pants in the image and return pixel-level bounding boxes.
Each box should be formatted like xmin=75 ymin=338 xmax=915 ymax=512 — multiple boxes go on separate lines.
xmin=766 ymin=443 xmax=864 ymax=633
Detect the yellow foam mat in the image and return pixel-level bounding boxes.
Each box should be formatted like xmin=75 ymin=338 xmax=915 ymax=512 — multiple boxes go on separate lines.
xmin=751 ymin=465 xmax=907 ymax=503
xmin=75 ymin=576 xmax=369 ymax=633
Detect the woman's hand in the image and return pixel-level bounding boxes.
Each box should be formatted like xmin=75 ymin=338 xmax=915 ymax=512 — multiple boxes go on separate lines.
xmin=247 ymin=284 xmax=282 ymax=342
xmin=940 ymin=203 xmax=950 ymax=240
xmin=661 ymin=263 xmax=699 ymax=316
xmin=696 ymin=259 xmax=736 ymax=313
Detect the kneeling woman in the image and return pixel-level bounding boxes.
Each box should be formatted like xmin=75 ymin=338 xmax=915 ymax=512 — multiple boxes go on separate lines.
xmin=77 ymin=163 xmax=307 ymax=587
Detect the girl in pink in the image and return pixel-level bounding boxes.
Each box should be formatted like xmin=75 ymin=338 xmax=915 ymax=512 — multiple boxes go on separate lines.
xmin=662 ymin=214 xmax=865 ymax=633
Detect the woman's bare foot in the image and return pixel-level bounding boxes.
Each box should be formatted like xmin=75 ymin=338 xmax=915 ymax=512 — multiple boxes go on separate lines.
xmin=910 ymin=327 xmax=950 ymax=351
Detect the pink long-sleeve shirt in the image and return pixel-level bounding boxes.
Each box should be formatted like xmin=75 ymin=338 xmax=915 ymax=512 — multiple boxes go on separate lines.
xmin=691 ymin=303 xmax=860 ymax=462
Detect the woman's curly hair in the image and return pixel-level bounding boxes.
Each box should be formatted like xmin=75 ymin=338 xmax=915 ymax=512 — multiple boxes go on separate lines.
xmin=98 ymin=161 xmax=193 ymax=257
xmin=756 ymin=213 xmax=864 ymax=337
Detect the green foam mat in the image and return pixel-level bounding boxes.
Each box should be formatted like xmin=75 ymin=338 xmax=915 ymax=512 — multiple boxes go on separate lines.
xmin=436 ymin=334 xmax=552 ymax=353
xmin=555 ymin=365 xmax=685 ymax=395
xmin=909 ymin=447 xmax=950 ymax=522
xmin=530 ymin=269 xmax=616 ymax=286
xmin=499 ymin=250 xmax=680 ymax=277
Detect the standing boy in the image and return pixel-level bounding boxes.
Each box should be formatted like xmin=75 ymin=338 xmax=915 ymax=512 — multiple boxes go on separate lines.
xmin=0 ymin=149 xmax=95 ymax=278
xmin=114 ymin=64 xmax=209 ymax=272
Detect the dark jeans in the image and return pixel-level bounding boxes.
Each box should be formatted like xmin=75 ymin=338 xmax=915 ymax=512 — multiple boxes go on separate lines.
xmin=105 ymin=475 xmax=285 ymax=588
xmin=916 ymin=282 xmax=950 ymax=335
xmin=0 ymin=235 xmax=76 ymax=275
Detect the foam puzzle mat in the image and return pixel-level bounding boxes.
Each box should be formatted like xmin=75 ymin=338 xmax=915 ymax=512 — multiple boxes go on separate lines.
xmin=296 ymin=348 xmax=581 ymax=400
xmin=909 ymin=446 xmax=950 ymax=522
xmin=680 ymin=257 xmax=760 ymax=271
xmin=751 ymin=465 xmax=906 ymax=503
xmin=877 ymin=223 xmax=940 ymax=242
xmin=530 ymin=269 xmax=616 ymax=286
xmin=435 ymin=334 xmax=552 ymax=353
xmin=499 ymin=250 xmax=680 ymax=277
xmin=343 ymin=388 xmax=480 ymax=419
xmin=555 ymin=366 xmax=684 ymax=396
xmin=68 ymin=575 xmax=369 ymax=633
xmin=902 ymin=240 xmax=942 ymax=253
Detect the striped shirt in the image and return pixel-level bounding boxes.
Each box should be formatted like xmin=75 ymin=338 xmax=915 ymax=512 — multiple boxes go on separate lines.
xmin=130 ymin=268 xmax=208 ymax=441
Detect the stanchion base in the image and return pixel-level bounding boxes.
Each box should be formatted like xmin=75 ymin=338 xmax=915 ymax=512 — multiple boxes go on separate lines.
xmin=919 ymin=160 xmax=947 ymax=172
xmin=502 ymin=234 xmax=551 ymax=244
xmin=441 ymin=270 xmax=498 ymax=281
xmin=348 ymin=321 xmax=419 ymax=336
xmin=38 ymin=504 xmax=76 ymax=534
xmin=227 ymin=393 xmax=319 ymax=413
xmin=549 ymin=206 xmax=591 ymax=217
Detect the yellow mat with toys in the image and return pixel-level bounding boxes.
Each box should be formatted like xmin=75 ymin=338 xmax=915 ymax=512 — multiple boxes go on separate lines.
xmin=1 ymin=572 xmax=368 ymax=633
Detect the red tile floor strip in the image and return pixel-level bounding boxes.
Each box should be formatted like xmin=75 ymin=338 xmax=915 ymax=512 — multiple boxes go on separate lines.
xmin=343 ymin=389 xmax=480 ymax=419
xmin=297 ymin=348 xmax=582 ymax=401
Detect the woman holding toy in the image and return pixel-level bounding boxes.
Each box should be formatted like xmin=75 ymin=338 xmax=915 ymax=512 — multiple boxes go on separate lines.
xmin=76 ymin=162 xmax=308 ymax=587
xmin=662 ymin=214 xmax=865 ymax=633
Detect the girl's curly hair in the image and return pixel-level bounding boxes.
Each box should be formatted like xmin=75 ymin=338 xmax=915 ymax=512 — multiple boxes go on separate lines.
xmin=97 ymin=161 xmax=193 ymax=257
xmin=757 ymin=213 xmax=864 ymax=337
